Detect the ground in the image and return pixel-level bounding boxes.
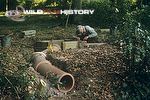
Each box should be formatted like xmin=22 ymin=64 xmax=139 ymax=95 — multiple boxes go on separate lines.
xmin=0 ymin=16 xmax=127 ymax=100
xmin=47 ymin=44 xmax=126 ymax=99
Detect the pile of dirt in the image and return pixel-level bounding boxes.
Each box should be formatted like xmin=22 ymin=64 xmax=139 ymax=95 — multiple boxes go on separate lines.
xmin=0 ymin=35 xmax=34 ymax=74
xmin=0 ymin=36 xmax=64 ymax=99
xmin=47 ymin=44 xmax=126 ymax=99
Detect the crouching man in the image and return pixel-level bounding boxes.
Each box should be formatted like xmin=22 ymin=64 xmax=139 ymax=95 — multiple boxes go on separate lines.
xmin=73 ymin=25 xmax=98 ymax=43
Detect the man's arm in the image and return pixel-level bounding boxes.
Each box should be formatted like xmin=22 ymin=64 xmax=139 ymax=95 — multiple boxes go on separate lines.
xmin=73 ymin=36 xmax=80 ymax=39
xmin=73 ymin=29 xmax=82 ymax=40
xmin=73 ymin=34 xmax=81 ymax=41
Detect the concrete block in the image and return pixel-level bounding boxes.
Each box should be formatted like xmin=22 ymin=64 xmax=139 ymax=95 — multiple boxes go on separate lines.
xmin=63 ymin=41 xmax=78 ymax=50
xmin=51 ymin=40 xmax=64 ymax=49
xmin=22 ymin=30 xmax=36 ymax=37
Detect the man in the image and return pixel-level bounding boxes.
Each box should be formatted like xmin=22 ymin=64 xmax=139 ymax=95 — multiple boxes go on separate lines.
xmin=74 ymin=25 xmax=98 ymax=43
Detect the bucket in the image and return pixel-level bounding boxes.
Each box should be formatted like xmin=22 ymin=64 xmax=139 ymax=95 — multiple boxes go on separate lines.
xmin=2 ymin=35 xmax=11 ymax=47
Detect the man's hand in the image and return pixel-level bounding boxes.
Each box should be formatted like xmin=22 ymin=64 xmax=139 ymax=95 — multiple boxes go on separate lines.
xmin=83 ymin=36 xmax=88 ymax=41
xmin=73 ymin=36 xmax=80 ymax=41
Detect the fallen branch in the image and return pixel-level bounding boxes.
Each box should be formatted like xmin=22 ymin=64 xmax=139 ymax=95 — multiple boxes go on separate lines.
xmin=4 ymin=76 xmax=20 ymax=99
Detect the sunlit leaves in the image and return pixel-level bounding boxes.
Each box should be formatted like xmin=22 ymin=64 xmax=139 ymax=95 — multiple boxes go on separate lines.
xmin=33 ymin=0 xmax=46 ymax=4
xmin=129 ymin=0 xmax=137 ymax=5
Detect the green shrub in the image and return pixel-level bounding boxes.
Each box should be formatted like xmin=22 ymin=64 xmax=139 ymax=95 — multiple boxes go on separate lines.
xmin=133 ymin=6 xmax=150 ymax=31
xmin=114 ymin=5 xmax=150 ymax=99
xmin=82 ymin=1 xmax=118 ymax=28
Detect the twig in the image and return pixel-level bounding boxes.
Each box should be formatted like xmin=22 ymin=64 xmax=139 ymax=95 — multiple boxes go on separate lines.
xmin=3 ymin=68 xmax=15 ymax=74
xmin=12 ymin=41 xmax=33 ymax=48
xmin=4 ymin=76 xmax=20 ymax=99
xmin=65 ymin=0 xmax=72 ymax=28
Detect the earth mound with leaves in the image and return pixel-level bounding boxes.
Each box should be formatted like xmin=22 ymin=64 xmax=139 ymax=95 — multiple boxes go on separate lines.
xmin=47 ymin=44 xmax=126 ymax=99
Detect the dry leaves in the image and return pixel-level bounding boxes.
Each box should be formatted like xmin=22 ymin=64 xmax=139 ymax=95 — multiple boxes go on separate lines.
xmin=47 ymin=44 xmax=126 ymax=99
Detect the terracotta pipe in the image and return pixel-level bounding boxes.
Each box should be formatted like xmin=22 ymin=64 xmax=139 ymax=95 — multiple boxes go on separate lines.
xmin=32 ymin=52 xmax=75 ymax=93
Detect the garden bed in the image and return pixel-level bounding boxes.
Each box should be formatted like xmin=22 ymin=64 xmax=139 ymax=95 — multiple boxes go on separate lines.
xmin=47 ymin=44 xmax=126 ymax=99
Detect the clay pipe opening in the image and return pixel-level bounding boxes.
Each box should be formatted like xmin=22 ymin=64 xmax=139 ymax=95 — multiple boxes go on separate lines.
xmin=58 ymin=73 xmax=75 ymax=93
xmin=32 ymin=52 xmax=75 ymax=93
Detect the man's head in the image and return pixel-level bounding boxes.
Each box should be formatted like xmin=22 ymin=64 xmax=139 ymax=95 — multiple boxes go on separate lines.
xmin=77 ymin=25 xmax=85 ymax=34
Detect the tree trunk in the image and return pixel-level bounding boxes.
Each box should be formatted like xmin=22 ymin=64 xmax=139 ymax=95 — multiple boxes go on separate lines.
xmin=70 ymin=0 xmax=82 ymax=24
xmin=8 ymin=0 xmax=17 ymax=10
xmin=0 ymin=0 xmax=6 ymax=11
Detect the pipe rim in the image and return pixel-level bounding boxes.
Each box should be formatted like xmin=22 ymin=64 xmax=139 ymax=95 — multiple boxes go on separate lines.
xmin=58 ymin=73 xmax=75 ymax=93
xmin=32 ymin=52 xmax=47 ymax=58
